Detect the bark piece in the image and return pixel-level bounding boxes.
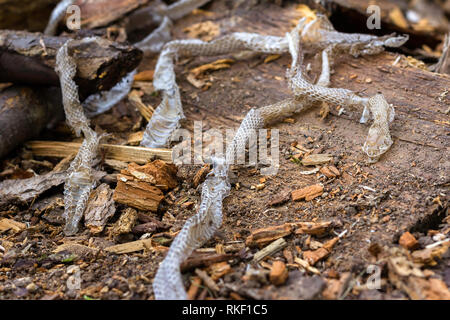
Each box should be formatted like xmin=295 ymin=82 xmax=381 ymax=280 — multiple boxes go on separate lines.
xmin=0 ymin=86 xmax=63 ymax=158
xmin=0 ymin=218 xmax=26 ymax=233
xmin=113 ymin=161 xmax=177 ymax=211
xmin=0 ymin=30 xmax=142 ymax=99
xmin=399 ymin=231 xmax=419 ymax=250
xmin=84 ymin=183 xmax=116 ymax=234
xmin=319 ymin=165 xmax=340 ymax=178
xmin=269 ymin=261 xmax=288 ymax=286
xmin=246 ymin=223 xmax=293 ymax=247
xmin=301 ymin=154 xmax=332 ymax=166
xmin=303 ymin=237 xmax=339 ymax=266
xmin=110 ymin=208 xmax=138 ymax=236
xmin=27 ymin=141 xmax=173 ymax=164
xmin=0 ymin=171 xmax=67 ymax=207
xmin=124 ymin=161 xmax=178 ymax=191
xmin=113 ymin=179 xmax=164 ymax=212
xmin=291 ymin=184 xmax=324 ymax=201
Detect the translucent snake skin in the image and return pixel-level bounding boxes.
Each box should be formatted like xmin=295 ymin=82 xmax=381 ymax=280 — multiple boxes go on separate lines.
xmin=47 ymin=1 xmax=407 ymax=298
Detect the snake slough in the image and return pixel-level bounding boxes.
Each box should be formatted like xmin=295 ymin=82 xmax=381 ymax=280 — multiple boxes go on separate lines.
xmin=49 ymin=0 xmax=408 ymax=298
xmin=152 ymin=17 xmax=406 ymax=299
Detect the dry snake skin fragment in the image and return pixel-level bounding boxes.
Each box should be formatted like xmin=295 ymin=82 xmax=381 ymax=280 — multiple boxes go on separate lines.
xmin=362 ymin=94 xmax=395 ymax=163
xmin=299 ymin=15 xmax=409 ymax=57
xmin=141 ymin=32 xmax=290 ymax=148
xmin=135 ymin=16 xmax=173 ymax=53
xmin=83 ymin=69 xmax=137 ymax=117
xmin=63 ymin=132 xmax=100 ymax=236
xmin=142 ymin=15 xmax=404 ymax=149
xmin=55 ymin=39 xmax=101 ymax=235
xmin=153 ymin=157 xmax=230 ymax=299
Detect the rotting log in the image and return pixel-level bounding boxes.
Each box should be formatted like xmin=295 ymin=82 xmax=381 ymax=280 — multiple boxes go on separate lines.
xmin=0 ymin=0 xmax=59 ymax=31
xmin=0 ymin=30 xmax=143 ymax=99
xmin=0 ymin=86 xmax=63 ymax=158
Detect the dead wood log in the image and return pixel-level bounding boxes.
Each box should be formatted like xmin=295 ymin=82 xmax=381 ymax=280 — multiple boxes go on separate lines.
xmin=0 ymin=86 xmax=63 ymax=158
xmin=0 ymin=30 xmax=143 ymax=99
xmin=0 ymin=0 xmax=59 ymax=31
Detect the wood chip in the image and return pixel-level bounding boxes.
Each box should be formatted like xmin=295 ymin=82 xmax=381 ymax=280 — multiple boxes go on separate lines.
xmin=0 ymin=218 xmax=26 ymax=233
xmin=128 ymin=90 xmax=154 ymax=121
xmin=319 ymin=165 xmax=340 ymax=178
xmin=291 ymin=184 xmax=324 ymax=201
xmin=181 ymin=253 xmax=236 ymax=272
xmin=195 ymin=268 xmax=219 ymax=292
xmin=187 ymin=277 xmax=202 ymax=300
xmin=269 ymin=261 xmax=288 ymax=286
xmin=208 ymin=262 xmax=232 ymax=281
xmin=302 ymin=154 xmax=333 ymax=166
xmin=399 ymin=231 xmax=419 ymax=250
xmin=253 ymin=238 xmax=287 ymax=262
xmin=84 ymin=183 xmax=116 ymax=234
xmin=190 ymin=59 xmax=234 ymax=77
xmin=302 ymin=237 xmax=338 ymax=265
xmin=27 ymin=141 xmax=172 ymax=164
xmin=113 ymin=161 xmax=177 ymax=211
